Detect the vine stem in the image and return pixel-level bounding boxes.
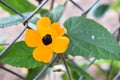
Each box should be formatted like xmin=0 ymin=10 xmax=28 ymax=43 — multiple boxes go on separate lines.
xmin=60 ymin=54 xmax=72 ymax=80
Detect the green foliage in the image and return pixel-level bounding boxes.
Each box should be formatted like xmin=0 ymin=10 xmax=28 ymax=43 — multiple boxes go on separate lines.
xmin=0 ymin=12 xmax=39 ymax=28
xmin=62 ymin=60 xmax=93 ymax=80
xmin=95 ymin=59 xmax=120 ymax=68
xmin=39 ymin=9 xmax=49 ymax=15
xmin=26 ymin=65 xmax=46 ymax=80
xmin=0 ymin=0 xmax=36 ymax=14
xmin=107 ymin=61 xmax=120 ymax=80
xmin=112 ymin=0 xmax=120 ymax=11
xmin=0 ymin=41 xmax=44 ymax=68
xmin=64 ymin=16 xmax=120 ymax=60
xmin=0 ymin=35 xmax=5 ymax=52
xmin=95 ymin=59 xmax=120 ymax=80
xmin=0 ymin=5 xmax=64 ymax=28
xmin=93 ymin=4 xmax=110 ymax=18
xmin=0 ymin=46 xmax=4 ymax=52
xmin=40 ymin=5 xmax=64 ymax=23
xmin=0 ymin=0 xmax=120 ymax=79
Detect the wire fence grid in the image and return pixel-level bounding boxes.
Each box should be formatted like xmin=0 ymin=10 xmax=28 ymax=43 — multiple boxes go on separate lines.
xmin=0 ymin=0 xmax=120 ymax=80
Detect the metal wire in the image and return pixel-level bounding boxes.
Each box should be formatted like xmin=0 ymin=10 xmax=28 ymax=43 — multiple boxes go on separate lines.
xmin=0 ymin=0 xmax=120 ymax=80
xmin=81 ymin=0 xmax=99 ymax=16
xmin=0 ymin=65 xmax=26 ymax=80
xmin=0 ymin=0 xmax=25 ymax=18
xmin=70 ymin=0 xmax=120 ymax=80
xmin=79 ymin=17 xmax=120 ymax=80
xmin=23 ymin=0 xmax=48 ymax=24
xmin=0 ymin=23 xmax=28 ymax=56
xmin=69 ymin=0 xmax=84 ymax=12
xmin=69 ymin=0 xmax=99 ymax=80
xmin=33 ymin=54 xmax=58 ymax=80
xmin=0 ymin=0 xmax=48 ymax=56
xmin=79 ymin=59 xmax=96 ymax=80
xmin=113 ymin=70 xmax=120 ymax=80
xmin=0 ymin=0 xmax=48 ymax=79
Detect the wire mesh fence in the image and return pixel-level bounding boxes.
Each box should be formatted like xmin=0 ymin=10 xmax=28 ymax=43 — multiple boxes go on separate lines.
xmin=0 ymin=0 xmax=120 ymax=80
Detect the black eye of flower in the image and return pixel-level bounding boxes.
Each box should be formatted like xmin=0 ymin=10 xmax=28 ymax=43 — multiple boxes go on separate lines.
xmin=42 ymin=34 xmax=52 ymax=45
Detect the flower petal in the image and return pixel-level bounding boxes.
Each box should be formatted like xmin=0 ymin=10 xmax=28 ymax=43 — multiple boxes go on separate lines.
xmin=33 ymin=46 xmax=53 ymax=63
xmin=51 ymin=22 xmax=60 ymax=30
xmin=52 ymin=36 xmax=70 ymax=53
xmin=51 ymin=22 xmax=65 ymax=36
xmin=37 ymin=17 xmax=51 ymax=31
xmin=25 ymin=29 xmax=42 ymax=47
xmin=59 ymin=28 xmax=65 ymax=36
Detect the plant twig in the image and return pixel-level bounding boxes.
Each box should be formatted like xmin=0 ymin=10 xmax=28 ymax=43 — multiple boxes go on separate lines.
xmin=64 ymin=0 xmax=69 ymax=7
xmin=0 ymin=43 xmax=9 ymax=45
xmin=116 ymin=12 xmax=120 ymax=41
xmin=50 ymin=0 xmax=55 ymax=10
xmin=60 ymin=54 xmax=72 ymax=80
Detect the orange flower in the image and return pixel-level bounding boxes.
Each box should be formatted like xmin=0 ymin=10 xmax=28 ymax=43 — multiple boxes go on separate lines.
xmin=25 ymin=17 xmax=70 ymax=63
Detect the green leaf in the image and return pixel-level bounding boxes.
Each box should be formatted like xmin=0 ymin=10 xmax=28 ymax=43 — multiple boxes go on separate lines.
xmin=108 ymin=61 xmax=120 ymax=80
xmin=40 ymin=5 xmax=64 ymax=23
xmin=39 ymin=9 xmax=49 ymax=15
xmin=62 ymin=60 xmax=93 ymax=80
xmin=0 ymin=12 xmax=39 ymax=28
xmin=0 ymin=0 xmax=36 ymax=14
xmin=64 ymin=16 xmax=120 ymax=60
xmin=26 ymin=65 xmax=45 ymax=80
xmin=0 ymin=41 xmax=44 ymax=68
xmin=93 ymin=4 xmax=110 ymax=18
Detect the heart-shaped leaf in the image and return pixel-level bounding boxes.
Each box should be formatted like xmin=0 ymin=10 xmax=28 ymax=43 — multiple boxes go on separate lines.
xmin=64 ymin=16 xmax=120 ymax=60
xmin=0 ymin=41 xmax=44 ymax=68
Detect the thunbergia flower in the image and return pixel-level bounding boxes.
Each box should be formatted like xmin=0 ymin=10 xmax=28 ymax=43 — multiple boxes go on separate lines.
xmin=25 ymin=17 xmax=70 ymax=63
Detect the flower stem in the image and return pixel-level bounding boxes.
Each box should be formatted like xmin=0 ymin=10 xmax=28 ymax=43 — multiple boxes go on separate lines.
xmin=60 ymin=54 xmax=72 ymax=80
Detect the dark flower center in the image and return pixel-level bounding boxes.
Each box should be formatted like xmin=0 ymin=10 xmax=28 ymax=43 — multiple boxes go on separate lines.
xmin=42 ymin=34 xmax=52 ymax=45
